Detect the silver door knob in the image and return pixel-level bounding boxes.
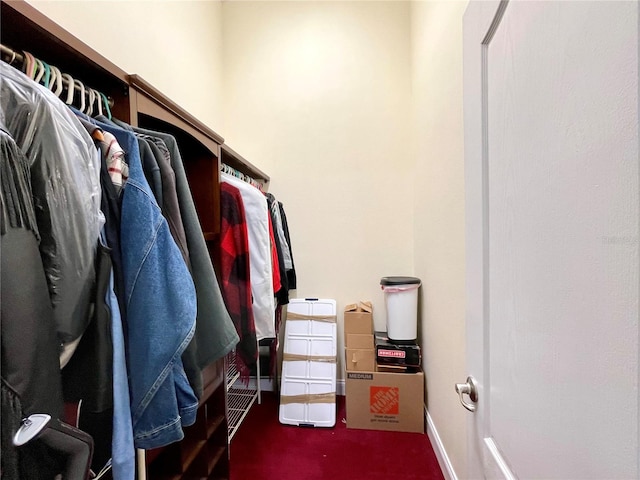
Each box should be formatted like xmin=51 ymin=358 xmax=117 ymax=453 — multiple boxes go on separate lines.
xmin=455 ymin=376 xmax=478 ymax=412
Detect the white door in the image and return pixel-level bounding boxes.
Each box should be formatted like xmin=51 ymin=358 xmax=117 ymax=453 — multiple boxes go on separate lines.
xmin=462 ymin=1 xmax=639 ymax=478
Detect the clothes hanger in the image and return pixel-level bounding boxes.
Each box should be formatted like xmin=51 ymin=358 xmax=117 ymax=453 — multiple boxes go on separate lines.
xmin=23 ymin=52 xmax=35 ymax=78
xmin=50 ymin=66 xmax=64 ymax=97
xmin=92 ymin=90 xmax=100 ymax=116
xmin=92 ymin=89 xmax=100 ymax=116
xmin=99 ymin=92 xmax=112 ymax=120
xmin=74 ymin=79 xmax=85 ymax=113
xmin=42 ymin=61 xmax=51 ymax=88
xmin=33 ymin=59 xmax=45 ymax=84
xmin=22 ymin=51 xmax=32 ymax=77
xmin=86 ymin=88 xmax=95 ymax=116
xmin=94 ymin=89 xmax=103 ymax=117
xmin=7 ymin=49 xmax=16 ymax=66
xmin=48 ymin=65 xmax=57 ymax=91
xmin=62 ymin=73 xmax=75 ymax=105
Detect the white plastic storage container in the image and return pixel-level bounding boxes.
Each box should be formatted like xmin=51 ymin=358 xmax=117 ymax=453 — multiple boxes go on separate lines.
xmin=279 ymin=298 xmax=337 ymax=427
xmin=380 ymin=276 xmax=421 ymax=344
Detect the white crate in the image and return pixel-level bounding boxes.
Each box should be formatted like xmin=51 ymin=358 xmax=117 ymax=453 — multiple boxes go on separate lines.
xmin=279 ymin=298 xmax=337 ymax=427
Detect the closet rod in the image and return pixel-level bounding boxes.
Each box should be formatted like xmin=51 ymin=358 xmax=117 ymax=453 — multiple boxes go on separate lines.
xmin=221 ymin=163 xmax=264 ymax=191
xmin=0 ymin=43 xmax=115 ymax=108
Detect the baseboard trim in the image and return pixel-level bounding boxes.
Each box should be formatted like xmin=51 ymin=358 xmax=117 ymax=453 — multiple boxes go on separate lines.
xmin=425 ymin=407 xmax=458 ymax=480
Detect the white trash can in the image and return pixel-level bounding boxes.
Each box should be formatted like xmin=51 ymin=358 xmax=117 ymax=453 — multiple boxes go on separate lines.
xmin=380 ymin=276 xmax=421 ymax=344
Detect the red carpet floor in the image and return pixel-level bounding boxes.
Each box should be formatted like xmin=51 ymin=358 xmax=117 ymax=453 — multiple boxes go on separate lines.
xmin=230 ymin=392 xmax=445 ymax=480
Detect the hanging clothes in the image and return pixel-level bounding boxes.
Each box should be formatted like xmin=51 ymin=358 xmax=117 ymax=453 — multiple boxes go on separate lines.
xmin=1 ymin=380 xmax=23 ymax=479
xmin=76 ymin=118 xmax=127 ymax=319
xmin=0 ymin=62 xmax=102 ymax=348
xmin=267 ymin=193 xmax=293 ymax=271
xmin=135 ymin=132 xmax=190 ymax=269
xmin=67 ymin=117 xmax=134 ymax=479
xmin=61 ymin=239 xmax=113 ymax=411
xmin=268 ymin=214 xmax=282 ymax=297
xmin=278 ymin=200 xmax=297 ymax=290
xmin=222 ymin=172 xmax=275 ymax=340
xmin=0 ymin=128 xmax=64 ymax=479
xmin=107 ymin=262 xmax=135 ymax=480
xmin=96 ymin=129 xmax=129 ymax=194
xmin=266 ymin=193 xmax=289 ymax=305
xmin=112 ymin=120 xmax=239 ymax=395
xmin=0 ymin=127 xmax=63 ymax=417
xmin=90 ymin=117 xmax=199 ymax=449
xmin=137 ymin=138 xmax=163 ymax=207
xmin=217 ymin=182 xmax=258 ymax=376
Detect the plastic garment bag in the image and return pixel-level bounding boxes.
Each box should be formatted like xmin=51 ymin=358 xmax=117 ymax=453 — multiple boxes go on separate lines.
xmin=0 ymin=63 xmax=101 ymax=347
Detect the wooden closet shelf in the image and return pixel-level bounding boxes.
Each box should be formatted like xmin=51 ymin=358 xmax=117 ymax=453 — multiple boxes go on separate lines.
xmin=207 ymin=446 xmax=227 ymax=473
xmin=207 ymin=414 xmax=226 ymax=438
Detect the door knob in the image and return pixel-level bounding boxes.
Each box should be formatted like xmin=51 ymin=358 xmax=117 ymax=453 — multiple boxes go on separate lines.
xmin=455 ymin=376 xmax=478 ymax=412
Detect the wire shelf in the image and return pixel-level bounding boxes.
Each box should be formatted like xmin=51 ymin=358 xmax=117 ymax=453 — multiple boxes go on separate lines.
xmin=226 ymin=350 xmax=240 ymax=389
xmin=227 ymin=387 xmax=258 ymax=441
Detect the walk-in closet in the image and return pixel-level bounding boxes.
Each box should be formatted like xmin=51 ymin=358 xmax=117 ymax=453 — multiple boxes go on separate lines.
xmin=2 ymin=1 xmax=638 ymax=479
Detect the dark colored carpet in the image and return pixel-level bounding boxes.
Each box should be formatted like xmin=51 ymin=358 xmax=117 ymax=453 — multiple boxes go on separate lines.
xmin=230 ymin=392 xmax=445 ymax=480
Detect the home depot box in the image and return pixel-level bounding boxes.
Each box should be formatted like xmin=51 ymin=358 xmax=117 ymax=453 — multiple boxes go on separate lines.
xmin=345 ymin=370 xmax=424 ymax=433
xmin=343 ymin=302 xmax=373 ymax=335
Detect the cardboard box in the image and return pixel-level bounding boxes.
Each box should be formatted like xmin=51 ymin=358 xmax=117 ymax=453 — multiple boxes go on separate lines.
xmin=346 ymin=333 xmax=374 ymax=349
xmin=345 ymin=348 xmax=375 ymax=372
xmin=345 ymin=370 xmax=424 ymax=433
xmin=344 ymin=302 xmax=373 ymax=335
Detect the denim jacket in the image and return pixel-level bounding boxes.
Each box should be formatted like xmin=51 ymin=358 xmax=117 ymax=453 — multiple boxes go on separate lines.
xmin=95 ymin=120 xmax=198 ymax=449
xmin=109 ymin=120 xmax=240 ymax=397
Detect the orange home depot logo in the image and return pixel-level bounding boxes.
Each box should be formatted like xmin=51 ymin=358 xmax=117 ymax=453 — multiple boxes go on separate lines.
xmin=370 ymin=386 xmax=399 ymax=415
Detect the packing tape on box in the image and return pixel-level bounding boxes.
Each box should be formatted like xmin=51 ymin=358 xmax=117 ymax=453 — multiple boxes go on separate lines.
xmin=279 ymin=392 xmax=336 ymax=405
xmin=286 ymin=312 xmax=337 ymax=323
xmin=283 ymin=353 xmax=337 ymax=363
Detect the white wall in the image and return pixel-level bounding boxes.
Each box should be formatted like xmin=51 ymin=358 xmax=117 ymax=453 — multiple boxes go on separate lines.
xmin=25 ymin=0 xmax=225 ymax=129
xmin=221 ymin=2 xmax=414 ymax=356
xmin=411 ymin=1 xmax=469 ymax=477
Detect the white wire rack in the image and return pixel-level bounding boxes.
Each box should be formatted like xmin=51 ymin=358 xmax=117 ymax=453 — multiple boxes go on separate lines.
xmin=227 ymin=387 xmax=258 ymax=441
xmin=226 ymin=349 xmax=260 ymax=442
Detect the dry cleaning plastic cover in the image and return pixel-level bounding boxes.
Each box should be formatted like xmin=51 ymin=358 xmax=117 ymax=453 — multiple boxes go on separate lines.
xmin=0 ymin=62 xmax=102 ymax=346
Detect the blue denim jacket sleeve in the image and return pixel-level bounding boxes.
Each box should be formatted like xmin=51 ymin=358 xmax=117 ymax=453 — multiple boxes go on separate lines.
xmin=103 ymin=237 xmax=135 ymax=480
xmin=97 ymin=121 xmax=198 ymax=449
